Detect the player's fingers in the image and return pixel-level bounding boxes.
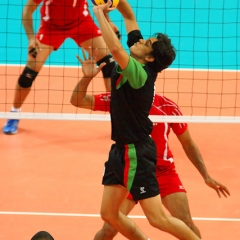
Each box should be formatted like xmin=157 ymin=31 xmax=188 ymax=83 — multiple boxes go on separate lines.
xmin=28 ymin=48 xmax=37 ymax=58
xmin=219 ymin=188 xmax=229 ymax=198
xmin=93 ymin=48 xmax=98 ymax=59
xmin=87 ymin=46 xmax=97 ymax=61
xmin=115 ymin=31 xmax=121 ymax=40
xmin=76 ymin=54 xmax=83 ymax=64
xmin=225 ymin=188 xmax=231 ymax=196
xmin=215 ymin=182 xmax=231 ymax=196
xmin=89 ymin=55 xmax=94 ymax=60
xmin=105 ymin=0 xmax=112 ymax=8
xmin=29 ymin=48 xmax=35 ymax=54
xmin=215 ymin=188 xmax=221 ymax=198
xmin=98 ymin=62 xmax=106 ymax=71
xmin=81 ymin=47 xmax=87 ymax=60
xmin=221 ymin=190 xmax=228 ymax=198
xmin=221 ymin=185 xmax=231 ymax=196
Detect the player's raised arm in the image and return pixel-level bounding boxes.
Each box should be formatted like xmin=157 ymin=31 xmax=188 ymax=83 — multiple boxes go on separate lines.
xmin=93 ymin=1 xmax=129 ymax=70
xmin=116 ymin=0 xmax=139 ymax=34
xmin=70 ymin=48 xmax=106 ymax=109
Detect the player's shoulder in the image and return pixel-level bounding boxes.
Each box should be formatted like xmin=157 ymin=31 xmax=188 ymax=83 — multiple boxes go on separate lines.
xmin=154 ymin=94 xmax=178 ymax=107
xmin=152 ymin=94 xmax=182 ymax=115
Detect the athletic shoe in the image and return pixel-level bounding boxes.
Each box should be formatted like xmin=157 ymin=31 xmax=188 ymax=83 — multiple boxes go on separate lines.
xmin=2 ymin=119 xmax=20 ymax=134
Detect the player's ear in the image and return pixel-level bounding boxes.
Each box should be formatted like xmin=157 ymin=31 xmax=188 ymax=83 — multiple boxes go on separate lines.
xmin=145 ymin=55 xmax=154 ymax=62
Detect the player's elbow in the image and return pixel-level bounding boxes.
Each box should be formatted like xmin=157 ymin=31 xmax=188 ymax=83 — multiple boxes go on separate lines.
xmin=70 ymin=94 xmax=94 ymax=110
xmin=70 ymin=94 xmax=80 ymax=107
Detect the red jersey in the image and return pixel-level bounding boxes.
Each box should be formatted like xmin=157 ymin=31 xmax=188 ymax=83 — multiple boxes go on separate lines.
xmin=34 ymin=0 xmax=90 ymax=28
xmin=150 ymin=95 xmax=188 ymax=167
xmin=94 ymin=93 xmax=188 ymax=167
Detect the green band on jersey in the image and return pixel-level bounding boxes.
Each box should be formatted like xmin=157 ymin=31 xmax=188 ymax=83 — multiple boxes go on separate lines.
xmin=117 ymin=57 xmax=147 ymax=89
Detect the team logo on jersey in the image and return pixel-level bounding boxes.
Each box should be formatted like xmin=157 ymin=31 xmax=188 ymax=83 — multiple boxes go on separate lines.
xmin=100 ymin=94 xmax=111 ymax=102
xmin=140 ymin=187 xmax=146 ymax=194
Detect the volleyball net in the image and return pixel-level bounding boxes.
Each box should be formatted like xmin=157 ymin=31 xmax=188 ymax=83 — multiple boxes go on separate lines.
xmin=0 ymin=0 xmax=239 ymax=123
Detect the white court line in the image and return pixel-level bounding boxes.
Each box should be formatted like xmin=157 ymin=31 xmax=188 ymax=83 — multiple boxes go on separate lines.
xmin=0 ymin=211 xmax=239 ymax=222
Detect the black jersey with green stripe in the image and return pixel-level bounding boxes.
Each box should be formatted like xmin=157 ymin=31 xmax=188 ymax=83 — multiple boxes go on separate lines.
xmin=110 ymin=30 xmax=157 ymax=144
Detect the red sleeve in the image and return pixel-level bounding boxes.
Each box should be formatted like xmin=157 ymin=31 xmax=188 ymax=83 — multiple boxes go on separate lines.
xmin=93 ymin=93 xmax=111 ymax=112
xmin=162 ymin=99 xmax=188 ymax=135
xmin=170 ymin=110 xmax=188 ymax=136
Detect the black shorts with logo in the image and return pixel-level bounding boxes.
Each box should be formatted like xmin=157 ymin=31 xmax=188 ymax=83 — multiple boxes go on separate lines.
xmin=102 ymin=136 xmax=160 ymax=201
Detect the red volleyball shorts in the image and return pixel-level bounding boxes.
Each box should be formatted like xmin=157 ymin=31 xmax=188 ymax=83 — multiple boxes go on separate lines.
xmin=36 ymin=15 xmax=102 ymax=50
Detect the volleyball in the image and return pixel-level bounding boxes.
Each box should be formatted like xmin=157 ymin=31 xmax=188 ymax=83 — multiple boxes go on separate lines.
xmin=91 ymin=0 xmax=119 ymax=8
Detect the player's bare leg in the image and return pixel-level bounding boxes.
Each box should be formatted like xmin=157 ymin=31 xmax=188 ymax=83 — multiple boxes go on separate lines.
xmin=13 ymin=42 xmax=54 ymax=109
xmin=3 ymin=41 xmax=54 ymax=134
xmin=94 ymin=198 xmax=136 ymax=240
xmin=162 ymin=192 xmax=201 ymax=238
xmin=100 ymin=185 xmax=149 ymax=240
xmin=139 ymin=195 xmax=201 ymax=240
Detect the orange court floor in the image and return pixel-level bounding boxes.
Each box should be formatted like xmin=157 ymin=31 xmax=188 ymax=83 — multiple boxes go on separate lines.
xmin=0 ymin=65 xmax=240 ymax=240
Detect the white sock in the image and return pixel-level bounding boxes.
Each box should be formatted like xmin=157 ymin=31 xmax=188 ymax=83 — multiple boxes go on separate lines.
xmin=11 ymin=106 xmax=21 ymax=112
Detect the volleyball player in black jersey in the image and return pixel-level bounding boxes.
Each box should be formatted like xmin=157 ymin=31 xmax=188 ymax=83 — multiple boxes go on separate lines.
xmin=92 ymin=1 xmax=200 ymax=239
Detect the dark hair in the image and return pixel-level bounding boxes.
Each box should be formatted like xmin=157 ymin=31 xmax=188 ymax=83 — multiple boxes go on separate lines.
xmin=31 ymin=231 xmax=54 ymax=240
xmin=148 ymin=33 xmax=176 ymax=73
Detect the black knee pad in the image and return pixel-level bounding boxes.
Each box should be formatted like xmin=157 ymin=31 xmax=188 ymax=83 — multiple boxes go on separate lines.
xmin=96 ymin=55 xmax=116 ymax=78
xmin=18 ymin=67 xmax=38 ymax=88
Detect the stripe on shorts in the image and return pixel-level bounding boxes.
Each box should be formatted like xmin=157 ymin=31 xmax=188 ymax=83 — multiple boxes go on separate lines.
xmin=123 ymin=144 xmax=137 ymax=191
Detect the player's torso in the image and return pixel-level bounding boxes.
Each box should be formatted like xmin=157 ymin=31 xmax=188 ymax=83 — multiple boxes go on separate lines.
xmin=150 ymin=95 xmax=187 ymax=167
xmin=39 ymin=0 xmax=89 ymax=27
xmin=151 ymin=121 xmax=173 ymax=167
xmin=110 ymin=69 xmax=155 ymax=144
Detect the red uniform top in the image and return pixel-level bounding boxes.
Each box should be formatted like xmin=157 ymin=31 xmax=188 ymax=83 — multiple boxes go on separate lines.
xmin=34 ymin=0 xmax=89 ymax=28
xmin=94 ymin=93 xmax=188 ymax=167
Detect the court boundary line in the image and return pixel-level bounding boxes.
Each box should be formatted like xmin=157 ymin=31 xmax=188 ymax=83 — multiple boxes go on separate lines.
xmin=0 ymin=211 xmax=239 ymax=222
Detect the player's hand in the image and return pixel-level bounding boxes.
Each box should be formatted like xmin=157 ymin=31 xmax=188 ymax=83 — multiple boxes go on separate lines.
xmin=93 ymin=0 xmax=115 ymax=13
xmin=205 ymin=177 xmax=230 ymax=198
xmin=76 ymin=47 xmax=106 ymax=78
xmin=28 ymin=38 xmax=41 ymax=58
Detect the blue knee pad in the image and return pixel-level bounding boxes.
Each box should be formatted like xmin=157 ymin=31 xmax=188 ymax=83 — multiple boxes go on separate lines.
xmin=18 ymin=67 xmax=38 ymax=88
xmin=97 ymin=55 xmax=116 ymax=78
